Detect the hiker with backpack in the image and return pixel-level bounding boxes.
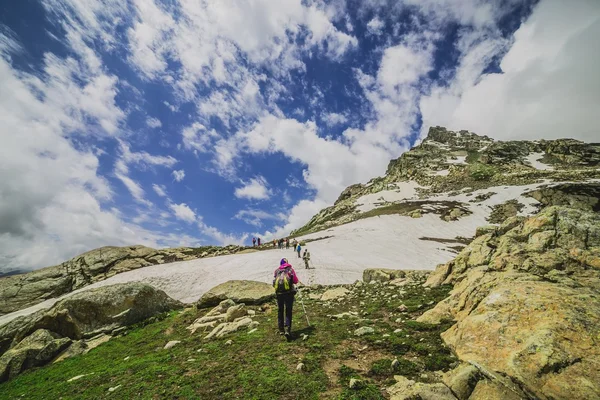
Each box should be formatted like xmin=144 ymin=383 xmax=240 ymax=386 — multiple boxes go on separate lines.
xmin=296 ymin=243 xmax=302 ymax=258
xmin=273 ymin=258 xmax=299 ymax=338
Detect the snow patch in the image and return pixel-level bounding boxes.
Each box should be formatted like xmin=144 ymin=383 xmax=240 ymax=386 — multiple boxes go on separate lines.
xmin=525 ymin=152 xmax=553 ymax=171
xmin=447 ymin=156 xmax=467 ymax=165
xmin=355 ymin=181 xmax=423 ymax=212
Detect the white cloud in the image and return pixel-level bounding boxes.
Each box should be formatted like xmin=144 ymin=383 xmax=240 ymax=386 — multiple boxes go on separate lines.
xmin=366 ymin=17 xmax=385 ymax=35
xmin=172 ymin=169 xmax=185 ymax=182
xmin=152 ymin=184 xmax=167 ymax=197
xmin=419 ymin=0 xmax=600 ymax=142
xmin=234 ymin=176 xmax=272 ymax=200
xmin=198 ymin=218 xmax=249 ymax=245
xmin=146 ymin=117 xmax=162 ymax=128
xmin=234 ymin=209 xmax=283 ymax=227
xmin=322 ymin=112 xmax=348 ymax=127
xmin=169 ymin=202 xmax=197 ymax=223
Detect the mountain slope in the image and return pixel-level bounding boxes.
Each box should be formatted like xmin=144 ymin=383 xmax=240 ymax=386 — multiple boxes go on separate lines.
xmin=293 ymin=126 xmax=600 ymax=236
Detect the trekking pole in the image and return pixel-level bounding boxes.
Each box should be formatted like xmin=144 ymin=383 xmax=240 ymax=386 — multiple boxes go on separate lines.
xmin=298 ymin=289 xmax=311 ymax=327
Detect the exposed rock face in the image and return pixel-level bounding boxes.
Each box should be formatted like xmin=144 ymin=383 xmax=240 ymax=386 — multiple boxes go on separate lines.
xmin=0 ymin=283 xmax=181 ymax=381
xmin=419 ymin=207 xmax=600 ymax=400
xmin=292 ymin=126 xmax=600 ymax=236
xmin=0 ymin=244 xmax=248 ymax=316
xmin=197 ymin=280 xmax=275 ymax=308
xmin=0 ymin=329 xmax=72 ymax=382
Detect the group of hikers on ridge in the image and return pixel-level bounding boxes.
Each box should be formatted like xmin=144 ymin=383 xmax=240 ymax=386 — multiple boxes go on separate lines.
xmin=251 ymin=236 xmax=311 ymax=269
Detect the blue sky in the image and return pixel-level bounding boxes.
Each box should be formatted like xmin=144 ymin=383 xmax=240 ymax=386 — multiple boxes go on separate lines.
xmin=1 ymin=0 xmax=599 ymax=271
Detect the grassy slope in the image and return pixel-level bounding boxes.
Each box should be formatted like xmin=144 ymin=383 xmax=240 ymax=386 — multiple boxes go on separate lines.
xmin=0 ymin=282 xmax=453 ymax=400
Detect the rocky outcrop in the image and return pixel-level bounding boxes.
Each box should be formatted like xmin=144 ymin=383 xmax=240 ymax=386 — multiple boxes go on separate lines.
xmin=362 ymin=269 xmax=430 ymax=284
xmin=0 ymin=282 xmax=181 ymax=382
xmin=418 ymin=207 xmax=600 ymax=400
xmin=197 ymin=280 xmax=275 ymax=308
xmin=0 ymin=329 xmax=72 ymax=382
xmin=0 ymin=244 xmax=248 ymax=316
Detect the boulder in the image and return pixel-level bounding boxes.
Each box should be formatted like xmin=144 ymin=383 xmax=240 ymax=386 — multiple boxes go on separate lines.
xmin=0 ymin=283 xmax=182 ymax=357
xmin=469 ymin=379 xmax=523 ymax=400
xmin=419 ymin=207 xmax=600 ymax=400
xmin=0 ymin=329 xmax=72 ymax=382
xmin=320 ymin=287 xmax=349 ymax=301
xmin=442 ymin=363 xmax=481 ymax=400
xmin=386 ymin=376 xmax=457 ymax=400
xmin=363 ymin=269 xmax=403 ymax=283
xmin=197 ymin=281 xmax=275 ymax=308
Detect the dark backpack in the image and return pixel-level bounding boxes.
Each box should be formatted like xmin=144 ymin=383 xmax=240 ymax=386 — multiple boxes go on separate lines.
xmin=274 ymin=267 xmax=294 ymax=293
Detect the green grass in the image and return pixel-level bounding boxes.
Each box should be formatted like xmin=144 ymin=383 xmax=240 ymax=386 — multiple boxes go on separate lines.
xmin=0 ymin=282 xmax=454 ymax=399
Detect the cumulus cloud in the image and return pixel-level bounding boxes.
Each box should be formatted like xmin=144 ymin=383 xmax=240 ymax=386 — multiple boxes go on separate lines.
xmin=419 ymin=0 xmax=600 ymax=142
xmin=234 ymin=176 xmax=272 ymax=200
xmin=169 ymin=202 xmax=196 ymax=223
xmin=172 ymin=169 xmax=185 ymax=182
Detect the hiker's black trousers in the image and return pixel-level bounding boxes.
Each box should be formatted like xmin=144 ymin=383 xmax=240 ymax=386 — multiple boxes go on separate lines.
xmin=276 ymin=292 xmax=295 ymax=330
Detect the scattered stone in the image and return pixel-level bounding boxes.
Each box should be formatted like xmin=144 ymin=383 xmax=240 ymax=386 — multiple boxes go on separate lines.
xmin=247 ymin=310 xmax=256 ymax=316
xmin=320 ymin=287 xmax=349 ymax=301
xmin=397 ymin=304 xmax=407 ymax=312
xmin=394 ymin=329 xmax=402 ymax=333
xmin=163 ymin=340 xmax=181 ymax=350
xmin=123 ymin=356 xmax=130 ymax=361
xmin=391 ymin=359 xmax=400 ymax=369
xmin=225 ymin=304 xmax=247 ymax=322
xmin=67 ymin=373 xmax=93 ymax=383
xmin=248 ymin=321 xmax=260 ymax=330
xmin=296 ymin=363 xmax=305 ymax=372
xmin=187 ymin=359 xmax=196 ymax=362
xmin=354 ymin=327 xmax=374 ymax=336
xmin=225 ymin=340 xmax=233 ymax=345
xmin=301 ymin=334 xmax=309 ymax=341
xmin=349 ymin=378 xmax=362 ymax=389
xmin=247 ymin=329 xmax=258 ymax=334
xmin=108 ymin=385 xmax=121 ymax=392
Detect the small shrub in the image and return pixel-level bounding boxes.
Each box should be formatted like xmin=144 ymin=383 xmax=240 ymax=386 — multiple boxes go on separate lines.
xmin=404 ymin=320 xmax=437 ymax=332
xmin=469 ymin=163 xmax=496 ymax=181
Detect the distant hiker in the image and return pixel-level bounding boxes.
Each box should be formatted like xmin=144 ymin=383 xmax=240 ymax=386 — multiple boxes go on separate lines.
xmin=273 ymin=258 xmax=299 ymax=338
xmin=273 ymin=239 xmax=277 ymax=248
xmin=296 ymin=244 xmax=302 ymax=258
xmin=292 ymin=239 xmax=297 ymax=251
xmin=303 ymin=249 xmax=311 ymax=269
xmin=252 ymin=237 xmax=256 ymax=247
xmin=258 ymin=238 xmax=261 ymax=246
xmin=285 ymin=238 xmax=289 ymax=249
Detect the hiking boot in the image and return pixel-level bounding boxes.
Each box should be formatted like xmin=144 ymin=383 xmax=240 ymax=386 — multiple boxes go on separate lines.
xmin=284 ymin=326 xmax=291 ymax=338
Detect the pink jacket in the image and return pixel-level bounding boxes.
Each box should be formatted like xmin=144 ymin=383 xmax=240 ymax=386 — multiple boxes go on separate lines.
xmin=274 ymin=263 xmax=299 ymax=284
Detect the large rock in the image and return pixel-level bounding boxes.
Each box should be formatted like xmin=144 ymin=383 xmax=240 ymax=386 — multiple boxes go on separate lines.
xmin=197 ymin=280 xmax=274 ymax=308
xmin=0 ymin=283 xmax=182 ymax=357
xmin=0 ymin=329 xmax=72 ymax=382
xmin=419 ymin=207 xmax=600 ymax=400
